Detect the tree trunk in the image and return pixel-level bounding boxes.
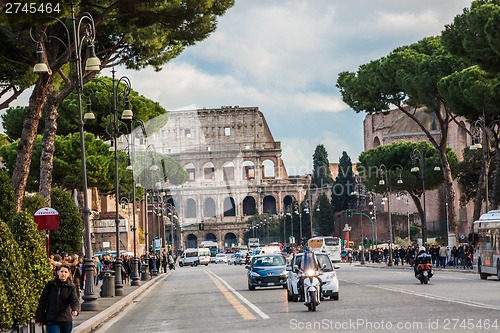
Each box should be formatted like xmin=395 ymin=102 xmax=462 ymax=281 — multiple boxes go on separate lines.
xmin=12 ymin=74 xmax=51 ymax=211
xmin=39 ymin=88 xmax=60 ymax=205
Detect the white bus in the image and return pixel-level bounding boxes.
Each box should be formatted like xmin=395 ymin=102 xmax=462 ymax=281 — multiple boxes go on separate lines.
xmin=308 ymin=236 xmax=342 ymax=263
xmin=472 ymin=211 xmax=500 ymax=280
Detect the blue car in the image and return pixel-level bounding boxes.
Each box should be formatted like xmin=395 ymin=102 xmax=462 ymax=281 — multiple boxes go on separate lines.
xmin=246 ymin=254 xmax=287 ymax=290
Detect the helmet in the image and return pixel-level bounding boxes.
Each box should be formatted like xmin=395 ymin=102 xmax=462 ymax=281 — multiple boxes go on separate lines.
xmin=418 ymin=246 xmax=426 ymax=253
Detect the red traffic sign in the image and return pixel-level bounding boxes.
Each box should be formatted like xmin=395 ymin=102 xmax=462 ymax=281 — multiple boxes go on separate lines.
xmin=34 ymin=207 xmax=60 ymax=230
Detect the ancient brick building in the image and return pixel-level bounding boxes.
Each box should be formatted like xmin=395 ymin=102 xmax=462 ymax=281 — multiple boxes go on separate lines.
xmin=361 ymin=106 xmax=473 ymax=243
xmin=143 ymin=106 xmax=310 ymax=251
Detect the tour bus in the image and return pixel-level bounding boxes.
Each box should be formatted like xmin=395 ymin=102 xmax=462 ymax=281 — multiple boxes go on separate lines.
xmin=200 ymin=240 xmax=219 ymax=258
xmin=248 ymin=238 xmax=260 ymax=250
xmin=471 ymin=210 xmax=500 ymax=280
xmin=308 ymin=236 xmax=342 ymax=262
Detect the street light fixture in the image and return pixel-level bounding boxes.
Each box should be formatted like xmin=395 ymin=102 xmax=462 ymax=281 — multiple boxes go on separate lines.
xmin=378 ymin=164 xmax=403 ymax=267
xmin=410 ymin=148 xmax=440 ymax=245
xmin=33 ymin=3 xmax=100 ymax=311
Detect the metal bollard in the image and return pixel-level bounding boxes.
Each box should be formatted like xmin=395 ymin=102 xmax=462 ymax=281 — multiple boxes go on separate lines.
xmin=100 ymin=270 xmax=115 ymax=297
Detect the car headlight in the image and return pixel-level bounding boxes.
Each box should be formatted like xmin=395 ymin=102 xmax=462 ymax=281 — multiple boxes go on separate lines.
xmin=324 ymin=274 xmax=334 ymax=280
xmin=250 ymin=271 xmax=260 ymax=277
xmin=280 ymin=270 xmax=287 ymax=276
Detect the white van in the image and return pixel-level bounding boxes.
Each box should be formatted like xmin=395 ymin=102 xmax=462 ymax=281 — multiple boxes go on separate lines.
xmin=197 ymin=248 xmax=211 ymax=266
xmin=179 ymin=248 xmax=211 ymax=267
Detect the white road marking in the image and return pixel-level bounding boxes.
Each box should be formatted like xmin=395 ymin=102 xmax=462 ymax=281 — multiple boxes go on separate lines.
xmin=346 ymin=280 xmax=500 ymax=311
xmin=208 ymin=270 xmax=270 ymax=319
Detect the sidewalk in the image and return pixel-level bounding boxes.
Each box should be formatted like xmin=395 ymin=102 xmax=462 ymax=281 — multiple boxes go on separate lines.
xmin=356 ymin=261 xmax=475 ymax=273
xmin=72 ymin=272 xmax=169 ymax=333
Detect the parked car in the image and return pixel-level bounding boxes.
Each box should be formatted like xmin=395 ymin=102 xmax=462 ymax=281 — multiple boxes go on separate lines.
xmin=228 ymin=253 xmax=244 ymax=265
xmin=215 ymin=253 xmax=228 ymax=264
xmin=286 ymin=252 xmax=340 ymax=301
xmin=246 ymin=254 xmax=287 ymax=290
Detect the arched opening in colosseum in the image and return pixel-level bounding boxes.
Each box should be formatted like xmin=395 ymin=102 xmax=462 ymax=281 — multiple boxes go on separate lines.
xmin=283 ymin=195 xmax=294 ymax=213
xmin=242 ymin=160 xmax=255 ymax=180
xmin=203 ymin=162 xmax=215 ymax=180
xmin=205 ymin=233 xmax=217 ymax=242
xmin=223 ymin=197 xmax=236 ymax=216
xmin=262 ymin=159 xmax=275 ymax=178
xmin=263 ymin=195 xmax=277 ymax=214
xmin=185 ymin=198 xmax=197 ymax=218
xmin=223 ymin=161 xmax=235 ymax=181
xmin=186 ymin=234 xmax=198 ymax=248
xmin=185 ymin=162 xmax=196 ymax=182
xmin=224 ymin=232 xmax=238 ymax=250
xmin=373 ymin=136 xmax=381 ymax=147
xmin=204 ymin=197 xmax=216 ymax=217
xmin=243 ymin=196 xmax=257 ymax=215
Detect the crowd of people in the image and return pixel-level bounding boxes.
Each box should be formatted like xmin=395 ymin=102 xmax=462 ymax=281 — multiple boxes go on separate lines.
xmin=348 ymin=243 xmax=474 ymax=269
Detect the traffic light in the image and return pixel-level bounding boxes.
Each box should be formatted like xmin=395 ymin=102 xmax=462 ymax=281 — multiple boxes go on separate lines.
xmin=346 ymin=209 xmax=352 ymax=217
xmin=341 ymin=239 xmax=345 ymax=247
xmin=363 ymin=237 xmax=368 ymax=246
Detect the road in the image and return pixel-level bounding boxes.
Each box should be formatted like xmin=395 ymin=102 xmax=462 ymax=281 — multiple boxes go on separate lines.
xmin=94 ymin=263 xmax=500 ymax=333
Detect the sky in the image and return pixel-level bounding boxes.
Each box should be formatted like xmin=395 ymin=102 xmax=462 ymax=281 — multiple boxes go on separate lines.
xmin=9 ymin=0 xmax=473 ymax=176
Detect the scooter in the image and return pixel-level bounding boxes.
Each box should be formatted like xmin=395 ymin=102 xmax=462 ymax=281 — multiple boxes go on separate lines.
xmin=416 ymin=263 xmax=433 ymax=284
xmin=301 ymin=268 xmax=323 ymax=311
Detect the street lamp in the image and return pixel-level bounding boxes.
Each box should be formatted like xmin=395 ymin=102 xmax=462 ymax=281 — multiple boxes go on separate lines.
xmin=33 ymin=3 xmax=100 ymax=311
xmin=410 ymin=148 xmax=440 ymax=245
xmin=146 ymin=144 xmax=160 ymax=276
xmin=469 ymin=118 xmax=500 ymax=214
xmin=350 ymin=182 xmax=366 ymax=265
xmin=378 ymin=164 xmax=403 ymax=267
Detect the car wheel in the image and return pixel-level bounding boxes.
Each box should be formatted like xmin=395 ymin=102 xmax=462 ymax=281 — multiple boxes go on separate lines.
xmin=287 ymin=289 xmax=292 ymax=301
xmin=179 ymin=262 xmax=183 ymax=267
xmin=332 ymin=294 xmax=339 ymax=301
xmin=248 ymin=283 xmax=255 ymax=291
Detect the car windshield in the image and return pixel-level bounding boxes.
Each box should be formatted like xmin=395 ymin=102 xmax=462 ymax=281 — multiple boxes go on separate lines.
xmin=316 ymin=254 xmax=334 ymax=272
xmin=216 ymin=254 xmax=225 ymax=257
xmin=252 ymin=255 xmax=285 ymax=267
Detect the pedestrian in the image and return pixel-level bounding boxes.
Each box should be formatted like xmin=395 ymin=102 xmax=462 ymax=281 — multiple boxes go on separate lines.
xmin=439 ymin=243 xmax=448 ymax=268
xmin=35 ymin=263 xmax=80 ymax=333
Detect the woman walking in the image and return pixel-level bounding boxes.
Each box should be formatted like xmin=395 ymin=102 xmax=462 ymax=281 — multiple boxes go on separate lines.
xmin=36 ymin=263 xmax=80 ymax=333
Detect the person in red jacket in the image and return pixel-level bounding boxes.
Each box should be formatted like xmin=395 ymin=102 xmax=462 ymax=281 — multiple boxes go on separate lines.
xmin=36 ymin=263 xmax=79 ymax=333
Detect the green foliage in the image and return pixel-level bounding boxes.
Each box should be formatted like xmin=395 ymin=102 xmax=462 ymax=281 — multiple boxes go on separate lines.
xmin=22 ymin=194 xmax=48 ymax=216
xmin=0 ymin=280 xmax=13 ymax=331
xmin=456 ymin=148 xmax=492 ymax=205
xmin=8 ymin=211 xmax=52 ymax=322
xmin=0 ymin=218 xmax=30 ymax=326
xmin=311 ymin=144 xmax=333 ymax=188
xmin=56 ymin=77 xmax=168 ymax=138
xmin=1 ymin=107 xmax=44 ymax=141
xmin=49 ymin=188 xmax=83 ymax=255
xmin=0 ymin=170 xmax=16 ymax=223
xmin=331 ymin=152 xmax=357 ymax=212
xmin=357 ymin=141 xmax=458 ymax=196
xmin=442 ymin=0 xmax=500 ymax=73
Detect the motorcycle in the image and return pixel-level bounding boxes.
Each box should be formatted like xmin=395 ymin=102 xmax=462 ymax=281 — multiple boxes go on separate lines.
xmin=301 ymin=268 xmax=323 ymax=311
xmin=416 ymin=263 xmax=433 ymax=284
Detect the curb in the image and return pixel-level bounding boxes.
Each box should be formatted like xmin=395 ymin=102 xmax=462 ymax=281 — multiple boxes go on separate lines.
xmin=73 ymin=273 xmax=170 ymax=333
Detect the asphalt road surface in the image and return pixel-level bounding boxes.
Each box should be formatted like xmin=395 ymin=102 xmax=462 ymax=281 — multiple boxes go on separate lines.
xmin=94 ymin=263 xmax=500 ymax=333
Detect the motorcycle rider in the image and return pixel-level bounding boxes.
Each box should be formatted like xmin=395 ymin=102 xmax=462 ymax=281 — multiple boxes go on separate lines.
xmin=297 ymin=247 xmax=323 ymax=302
xmin=414 ymin=246 xmax=432 ymax=277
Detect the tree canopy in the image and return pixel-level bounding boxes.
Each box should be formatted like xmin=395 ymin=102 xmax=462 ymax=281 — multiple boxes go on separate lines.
xmin=311 ymin=144 xmax=333 ymax=188
xmin=331 ymin=151 xmax=357 ymax=213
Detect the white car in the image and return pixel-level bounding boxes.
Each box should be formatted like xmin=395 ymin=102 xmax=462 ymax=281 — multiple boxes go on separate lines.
xmin=214 ymin=253 xmax=227 ymax=264
xmin=286 ymin=252 xmax=340 ymax=301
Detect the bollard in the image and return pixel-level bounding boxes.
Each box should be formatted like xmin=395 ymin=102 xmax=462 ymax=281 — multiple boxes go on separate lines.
xmin=100 ymin=270 xmax=115 ymax=297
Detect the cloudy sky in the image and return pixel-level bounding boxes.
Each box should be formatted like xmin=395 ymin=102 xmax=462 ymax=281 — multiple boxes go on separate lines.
xmin=11 ymin=0 xmax=473 ymax=175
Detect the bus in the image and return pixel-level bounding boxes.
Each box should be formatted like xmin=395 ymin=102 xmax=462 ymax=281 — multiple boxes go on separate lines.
xmin=472 ymin=211 xmax=500 ymax=280
xmin=308 ymin=236 xmax=342 ymax=263
xmin=248 ymin=238 xmax=260 ymax=250
xmin=200 ymin=241 xmax=219 ymax=258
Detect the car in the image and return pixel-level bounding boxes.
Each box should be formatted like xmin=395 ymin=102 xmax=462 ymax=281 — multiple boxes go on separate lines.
xmin=246 ymin=254 xmax=287 ymax=290
xmin=228 ymin=253 xmax=244 ymax=265
xmin=286 ymin=252 xmax=340 ymax=302
xmin=215 ymin=253 xmax=228 ymax=264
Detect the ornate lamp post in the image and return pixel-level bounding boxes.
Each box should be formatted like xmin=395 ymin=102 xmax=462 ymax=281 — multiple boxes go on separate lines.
xmin=350 ymin=182 xmax=365 ymax=265
xmin=33 ymin=3 xmax=100 ymax=311
xmin=378 ymin=164 xmax=403 ymax=267
xmin=410 ymin=149 xmax=440 ymax=245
